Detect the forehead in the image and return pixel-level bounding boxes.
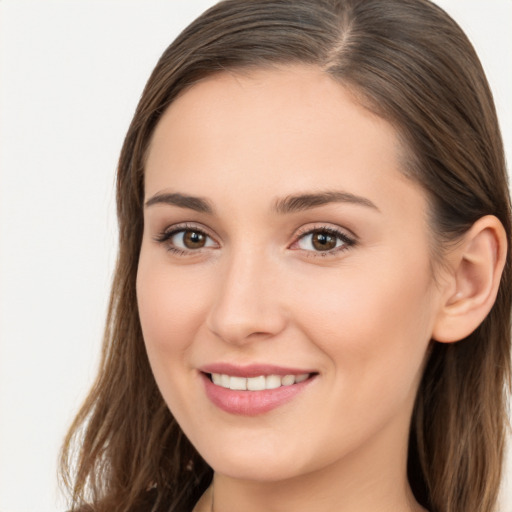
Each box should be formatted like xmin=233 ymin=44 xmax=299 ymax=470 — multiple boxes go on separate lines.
xmin=144 ymin=64 xmax=423 ymax=219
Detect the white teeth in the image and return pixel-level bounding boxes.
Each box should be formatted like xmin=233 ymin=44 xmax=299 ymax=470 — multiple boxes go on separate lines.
xmin=220 ymin=374 xmax=230 ymax=388
xmin=229 ymin=376 xmax=247 ymax=390
xmin=210 ymin=372 xmax=310 ymax=390
xmin=265 ymin=374 xmax=282 ymax=389
xmin=247 ymin=375 xmax=266 ymax=391
xmin=281 ymin=374 xmax=295 ymax=386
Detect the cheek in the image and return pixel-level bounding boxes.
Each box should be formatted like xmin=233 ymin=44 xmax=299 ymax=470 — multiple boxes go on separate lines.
xmin=136 ymin=253 xmax=218 ymax=423
xmin=294 ymin=253 xmax=435 ymax=397
xmin=136 ymin=253 xmax=212 ymax=365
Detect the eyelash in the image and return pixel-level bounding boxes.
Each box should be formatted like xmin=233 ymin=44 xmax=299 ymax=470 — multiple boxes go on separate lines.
xmin=291 ymin=225 xmax=357 ymax=257
xmin=154 ymin=223 xmax=357 ymax=257
xmin=153 ymin=223 xmax=217 ymax=256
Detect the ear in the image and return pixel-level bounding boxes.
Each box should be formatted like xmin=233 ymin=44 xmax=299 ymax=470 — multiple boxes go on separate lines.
xmin=432 ymin=215 xmax=507 ymax=343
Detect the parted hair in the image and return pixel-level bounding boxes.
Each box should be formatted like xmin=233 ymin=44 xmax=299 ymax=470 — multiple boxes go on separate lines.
xmin=60 ymin=1 xmax=512 ymax=511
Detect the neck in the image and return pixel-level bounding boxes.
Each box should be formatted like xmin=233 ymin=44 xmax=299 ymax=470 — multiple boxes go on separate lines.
xmin=210 ymin=465 xmax=420 ymax=512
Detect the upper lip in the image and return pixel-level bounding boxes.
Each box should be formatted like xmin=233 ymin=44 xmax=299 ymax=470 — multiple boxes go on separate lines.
xmin=199 ymin=363 xmax=316 ymax=378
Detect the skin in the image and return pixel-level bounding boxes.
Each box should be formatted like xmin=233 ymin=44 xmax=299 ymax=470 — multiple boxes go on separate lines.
xmin=136 ymin=65 xmax=443 ymax=512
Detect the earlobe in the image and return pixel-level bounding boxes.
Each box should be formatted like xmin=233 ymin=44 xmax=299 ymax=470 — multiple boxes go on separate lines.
xmin=432 ymin=215 xmax=507 ymax=343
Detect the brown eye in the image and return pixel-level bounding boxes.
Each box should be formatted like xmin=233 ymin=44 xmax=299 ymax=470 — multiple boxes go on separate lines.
xmin=160 ymin=227 xmax=217 ymax=252
xmin=295 ymin=228 xmax=354 ymax=254
xmin=183 ymin=230 xmax=207 ymax=249
xmin=311 ymin=231 xmax=337 ymax=251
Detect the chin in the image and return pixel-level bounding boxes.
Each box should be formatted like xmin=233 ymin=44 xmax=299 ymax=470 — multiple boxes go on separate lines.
xmin=192 ymin=430 xmax=324 ymax=483
xmin=209 ymin=457 xmax=303 ymax=483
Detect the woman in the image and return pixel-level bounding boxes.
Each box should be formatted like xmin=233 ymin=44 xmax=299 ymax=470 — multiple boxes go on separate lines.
xmin=60 ymin=1 xmax=511 ymax=511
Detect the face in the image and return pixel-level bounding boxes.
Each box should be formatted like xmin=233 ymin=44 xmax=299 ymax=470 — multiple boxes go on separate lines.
xmin=137 ymin=65 xmax=443 ymax=483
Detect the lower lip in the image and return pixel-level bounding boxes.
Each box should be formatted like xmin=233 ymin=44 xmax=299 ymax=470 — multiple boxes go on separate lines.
xmin=201 ymin=373 xmax=315 ymax=416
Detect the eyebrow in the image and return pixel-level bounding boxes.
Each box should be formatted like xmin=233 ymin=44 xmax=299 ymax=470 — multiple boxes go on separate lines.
xmin=144 ymin=190 xmax=379 ymax=215
xmin=145 ymin=192 xmax=213 ymax=213
xmin=272 ymin=191 xmax=380 ymax=214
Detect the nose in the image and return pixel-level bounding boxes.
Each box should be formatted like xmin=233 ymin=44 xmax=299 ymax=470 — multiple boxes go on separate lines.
xmin=206 ymin=249 xmax=288 ymax=345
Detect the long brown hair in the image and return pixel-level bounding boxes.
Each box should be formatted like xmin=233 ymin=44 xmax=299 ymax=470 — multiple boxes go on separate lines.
xmin=60 ymin=1 xmax=512 ymax=511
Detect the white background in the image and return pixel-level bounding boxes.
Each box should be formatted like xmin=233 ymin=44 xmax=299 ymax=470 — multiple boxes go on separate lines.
xmin=0 ymin=1 xmax=511 ymax=511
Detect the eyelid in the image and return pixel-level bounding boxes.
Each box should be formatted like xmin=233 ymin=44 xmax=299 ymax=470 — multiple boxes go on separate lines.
xmin=153 ymin=221 xmax=357 ymax=257
xmin=289 ymin=224 xmax=357 ymax=255
xmin=153 ymin=222 xmax=220 ymax=253
xmin=293 ymin=223 xmax=357 ymax=240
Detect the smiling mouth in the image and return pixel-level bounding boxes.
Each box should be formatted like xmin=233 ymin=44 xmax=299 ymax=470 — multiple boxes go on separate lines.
xmin=201 ymin=369 xmax=317 ymax=415
xmin=207 ymin=372 xmax=313 ymax=391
